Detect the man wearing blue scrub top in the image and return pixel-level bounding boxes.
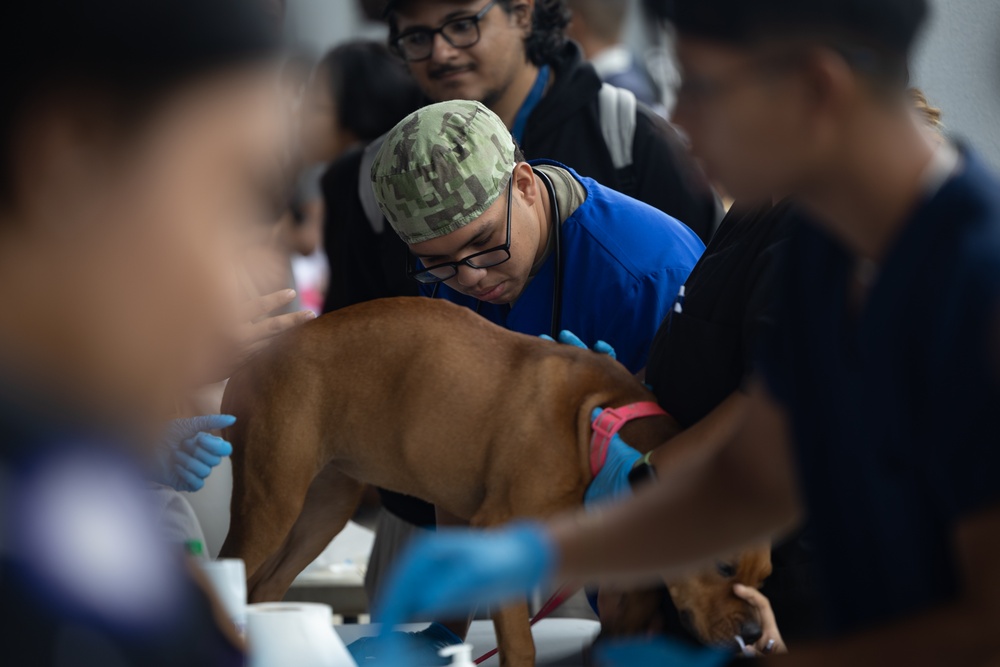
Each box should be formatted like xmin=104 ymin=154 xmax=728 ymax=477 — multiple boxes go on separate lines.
xmin=355 ymin=98 xmax=701 ymax=661
xmin=371 ymin=100 xmax=703 ymax=374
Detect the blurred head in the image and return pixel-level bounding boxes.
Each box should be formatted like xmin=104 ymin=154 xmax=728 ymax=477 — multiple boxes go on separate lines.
xmin=371 ymin=100 xmax=547 ymax=305
xmin=300 ymin=41 xmax=423 ymax=165
xmin=565 ymin=0 xmax=628 ymax=58
xmin=0 ymin=0 xmax=281 ymax=427
xmin=386 ymin=0 xmax=569 ymax=107
xmin=654 ymin=0 xmax=928 ymax=202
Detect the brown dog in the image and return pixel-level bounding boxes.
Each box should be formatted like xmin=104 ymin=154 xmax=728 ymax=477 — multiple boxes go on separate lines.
xmin=220 ymin=297 xmax=769 ymax=664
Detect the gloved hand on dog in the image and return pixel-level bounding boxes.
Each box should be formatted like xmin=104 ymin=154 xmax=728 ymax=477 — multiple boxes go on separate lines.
xmin=375 ymin=524 xmax=556 ymax=641
xmin=347 ymin=622 xmax=463 ymax=666
xmin=585 ymin=408 xmax=642 ymax=509
xmin=152 ymin=415 xmax=236 ymax=492
xmin=540 ymin=330 xmax=617 ymax=359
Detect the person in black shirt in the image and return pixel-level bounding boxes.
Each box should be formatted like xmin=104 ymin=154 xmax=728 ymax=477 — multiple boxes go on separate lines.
xmin=297 ymin=41 xmax=424 ymax=313
xmin=0 ymin=1 xmax=285 ymax=665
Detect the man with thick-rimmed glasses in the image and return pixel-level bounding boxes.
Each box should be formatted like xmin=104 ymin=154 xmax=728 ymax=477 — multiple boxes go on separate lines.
xmin=345 ymin=98 xmax=702 ymax=664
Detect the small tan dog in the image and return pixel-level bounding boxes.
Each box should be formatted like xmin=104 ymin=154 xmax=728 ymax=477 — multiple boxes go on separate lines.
xmin=220 ymin=298 xmax=770 ymax=665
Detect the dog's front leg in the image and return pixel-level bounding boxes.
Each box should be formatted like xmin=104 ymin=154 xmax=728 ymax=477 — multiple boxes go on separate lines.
xmin=492 ymin=601 xmax=534 ymax=667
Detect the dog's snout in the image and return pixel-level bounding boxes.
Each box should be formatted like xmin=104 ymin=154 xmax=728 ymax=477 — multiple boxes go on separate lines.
xmin=739 ymin=619 xmax=763 ymax=645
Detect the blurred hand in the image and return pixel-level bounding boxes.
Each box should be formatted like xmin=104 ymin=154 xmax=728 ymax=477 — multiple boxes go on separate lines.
xmin=152 ymin=414 xmax=236 ymax=492
xmin=208 ymin=288 xmax=314 ymax=383
xmin=375 ymin=524 xmax=556 ymax=634
xmin=733 ymin=584 xmax=788 ymax=656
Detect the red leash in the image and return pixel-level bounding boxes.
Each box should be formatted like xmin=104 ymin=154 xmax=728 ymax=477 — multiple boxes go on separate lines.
xmin=472 ymin=585 xmax=580 ymax=664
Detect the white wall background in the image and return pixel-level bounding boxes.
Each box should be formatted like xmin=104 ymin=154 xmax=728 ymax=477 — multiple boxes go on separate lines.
xmin=911 ymin=0 xmax=1000 ymax=169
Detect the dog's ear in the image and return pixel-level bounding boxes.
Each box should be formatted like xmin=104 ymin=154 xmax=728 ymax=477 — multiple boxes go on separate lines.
xmin=735 ymin=546 xmax=774 ymax=585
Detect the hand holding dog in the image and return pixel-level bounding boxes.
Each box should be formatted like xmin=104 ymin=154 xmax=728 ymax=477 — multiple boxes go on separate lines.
xmin=733 ymin=584 xmax=787 ymax=656
xmin=541 ymin=330 xmax=617 ymax=359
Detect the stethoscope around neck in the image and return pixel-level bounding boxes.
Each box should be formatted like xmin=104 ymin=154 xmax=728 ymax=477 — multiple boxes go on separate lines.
xmin=429 ymin=167 xmax=564 ymax=339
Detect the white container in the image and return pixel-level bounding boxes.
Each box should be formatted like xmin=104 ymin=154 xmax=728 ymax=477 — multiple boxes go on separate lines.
xmin=196 ymin=558 xmax=247 ymax=634
xmin=440 ymin=644 xmax=475 ymax=666
xmin=246 ymin=602 xmax=357 ymax=667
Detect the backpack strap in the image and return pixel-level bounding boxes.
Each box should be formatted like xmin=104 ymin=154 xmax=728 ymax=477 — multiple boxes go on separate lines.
xmin=358 ymin=133 xmax=388 ymax=235
xmin=597 ymin=83 xmax=638 ymax=196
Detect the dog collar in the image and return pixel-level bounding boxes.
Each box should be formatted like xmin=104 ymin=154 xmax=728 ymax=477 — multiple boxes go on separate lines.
xmin=590 ymin=402 xmax=667 ymax=477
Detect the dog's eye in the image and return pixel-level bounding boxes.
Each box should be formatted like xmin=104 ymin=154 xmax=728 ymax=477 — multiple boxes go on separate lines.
xmin=716 ymin=562 xmax=737 ymax=578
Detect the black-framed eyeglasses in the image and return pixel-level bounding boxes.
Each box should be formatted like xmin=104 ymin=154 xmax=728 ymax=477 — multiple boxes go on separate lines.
xmin=407 ymin=174 xmax=513 ymax=284
xmin=391 ymin=0 xmax=498 ymax=63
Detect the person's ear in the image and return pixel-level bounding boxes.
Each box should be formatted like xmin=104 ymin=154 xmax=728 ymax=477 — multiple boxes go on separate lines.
xmin=512 ymin=161 xmax=539 ymax=208
xmin=509 ymin=0 xmax=534 ymax=35
xmin=797 ymin=47 xmax=856 ymax=154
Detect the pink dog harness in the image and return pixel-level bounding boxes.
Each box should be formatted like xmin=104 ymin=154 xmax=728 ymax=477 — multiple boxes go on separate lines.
xmin=589 ymin=402 xmax=668 ymax=477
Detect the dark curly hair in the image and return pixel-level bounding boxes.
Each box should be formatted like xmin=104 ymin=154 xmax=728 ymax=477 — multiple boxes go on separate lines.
xmin=387 ymin=0 xmax=570 ymax=67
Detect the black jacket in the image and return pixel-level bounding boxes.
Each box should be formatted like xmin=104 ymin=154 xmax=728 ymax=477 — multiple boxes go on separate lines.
xmin=321 ymin=147 xmax=418 ymax=315
xmin=523 ymin=42 xmax=718 ymax=242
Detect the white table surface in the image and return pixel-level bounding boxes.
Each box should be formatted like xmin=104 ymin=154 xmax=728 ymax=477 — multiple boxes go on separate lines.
xmin=336 ymin=619 xmax=601 ymax=667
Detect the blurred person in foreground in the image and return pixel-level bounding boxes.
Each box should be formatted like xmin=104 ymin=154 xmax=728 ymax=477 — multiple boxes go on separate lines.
xmin=565 ymin=0 xmax=662 ymax=108
xmin=298 ymin=40 xmax=424 ymax=314
xmin=371 ymin=0 xmax=1000 ymax=665
xmin=0 ymin=1 xmax=288 ymax=664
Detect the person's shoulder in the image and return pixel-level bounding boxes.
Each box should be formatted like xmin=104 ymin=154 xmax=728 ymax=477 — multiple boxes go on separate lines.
xmin=565 ymin=174 xmax=703 ymax=277
xmin=936 ymin=152 xmax=1000 ymax=281
xmin=632 ymin=103 xmax=689 ymax=154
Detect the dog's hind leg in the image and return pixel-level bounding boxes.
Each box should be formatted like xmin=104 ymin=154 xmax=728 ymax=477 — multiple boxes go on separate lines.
xmin=219 ymin=398 xmax=326 ymax=580
xmin=246 ymin=463 xmax=364 ymax=602
xmin=492 ymin=602 xmax=535 ymax=667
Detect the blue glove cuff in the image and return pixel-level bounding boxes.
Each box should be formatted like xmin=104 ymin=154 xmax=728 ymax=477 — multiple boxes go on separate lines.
xmin=505 ymin=522 xmax=559 ymax=592
xmin=585 ymin=437 xmax=642 ymax=507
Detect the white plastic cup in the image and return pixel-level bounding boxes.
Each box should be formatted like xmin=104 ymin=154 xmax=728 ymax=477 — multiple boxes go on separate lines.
xmin=196 ymin=558 xmax=247 ymax=634
xmin=246 ymin=602 xmax=357 ymax=667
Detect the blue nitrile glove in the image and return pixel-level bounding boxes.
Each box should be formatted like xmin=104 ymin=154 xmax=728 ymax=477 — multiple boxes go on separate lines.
xmin=585 ymin=408 xmax=641 ymax=508
xmin=152 ymin=415 xmax=236 ymax=492
xmin=375 ymin=523 xmax=556 ymax=648
xmin=592 ymin=637 xmax=730 ymax=667
xmin=348 ymin=622 xmax=462 ymax=665
xmin=540 ymin=330 xmax=617 ymax=359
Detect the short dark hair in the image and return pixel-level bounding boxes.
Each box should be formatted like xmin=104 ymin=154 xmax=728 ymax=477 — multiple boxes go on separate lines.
xmin=387 ymin=0 xmax=571 ymax=67
xmin=650 ymin=0 xmax=928 ymax=57
xmin=0 ymin=0 xmax=276 ymax=210
xmin=320 ymin=41 xmax=424 ymax=143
